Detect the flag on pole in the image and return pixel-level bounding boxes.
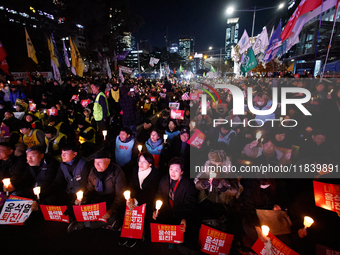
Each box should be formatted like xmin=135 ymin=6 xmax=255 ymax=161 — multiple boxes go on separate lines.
xmin=211 ymin=65 xmax=216 ymax=73
xmin=149 ymin=57 xmax=160 ymax=67
xmin=231 ymin=46 xmax=236 ymax=61
xmin=237 ymin=30 xmax=252 ymax=54
xmin=113 ymin=51 xmax=129 ymax=61
xmin=119 ymin=66 xmax=124 ymax=84
xmin=0 ymin=59 xmax=10 ymax=75
xmin=240 ymin=48 xmax=258 ymax=76
xmin=51 ymin=59 xmax=62 ymax=84
xmin=106 ymin=58 xmax=112 ymax=79
xmin=51 ymin=33 xmax=63 ymax=66
xmin=63 ymin=40 xmax=71 ymax=68
xmin=263 ymin=20 xmax=282 ymax=62
xmin=0 ymin=41 xmax=7 ymax=62
xmin=47 ymin=37 xmax=59 ymax=67
xmin=178 ymin=64 xmax=184 ymax=73
xmin=69 ymin=37 xmax=85 ymax=77
xmin=253 ymin=27 xmax=269 ymax=55
xmin=281 ymin=0 xmax=323 ymax=41
xmin=25 ymin=28 xmax=38 ymax=64
xmin=287 ymin=62 xmax=295 ymax=72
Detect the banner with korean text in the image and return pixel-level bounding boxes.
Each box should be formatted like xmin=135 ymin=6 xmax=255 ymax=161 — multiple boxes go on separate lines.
xmin=150 ymin=223 xmax=184 ymax=244
xmin=73 ymin=202 xmax=107 ymax=222
xmin=313 ymin=181 xmax=340 ymax=213
xmin=40 ymin=205 xmax=69 ymax=223
xmin=121 ymin=204 xmax=146 ymax=239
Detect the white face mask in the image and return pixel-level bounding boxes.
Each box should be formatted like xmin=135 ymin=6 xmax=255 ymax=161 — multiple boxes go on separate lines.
xmin=260 ymin=184 xmax=271 ymax=189
xmin=257 ymin=101 xmax=265 ymax=106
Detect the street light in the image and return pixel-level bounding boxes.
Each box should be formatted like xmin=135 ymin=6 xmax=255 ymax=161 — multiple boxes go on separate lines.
xmin=226 ymin=3 xmax=285 ymax=40
xmin=209 ymin=46 xmax=213 ymax=50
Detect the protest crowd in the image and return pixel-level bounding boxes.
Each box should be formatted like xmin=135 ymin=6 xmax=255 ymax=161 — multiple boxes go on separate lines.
xmin=0 ymin=72 xmax=340 ymax=255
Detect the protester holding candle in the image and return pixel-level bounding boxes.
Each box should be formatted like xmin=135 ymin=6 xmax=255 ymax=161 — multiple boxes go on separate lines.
xmin=152 ymin=157 xmax=199 ymax=252
xmin=145 ymin=129 xmax=163 ymax=168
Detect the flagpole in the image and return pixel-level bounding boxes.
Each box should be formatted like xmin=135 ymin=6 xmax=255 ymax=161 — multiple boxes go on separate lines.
xmin=314 ymin=0 xmax=325 ymax=72
xmin=321 ymin=0 xmax=340 ymax=77
xmin=251 ymin=6 xmax=256 ymax=42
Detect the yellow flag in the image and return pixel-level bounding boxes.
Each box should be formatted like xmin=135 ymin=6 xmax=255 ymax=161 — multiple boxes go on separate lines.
xmin=47 ymin=37 xmax=59 ymax=67
xmin=70 ymin=37 xmax=85 ymax=77
xmin=287 ymin=62 xmax=294 ymax=72
xmin=25 ymin=28 xmax=38 ymax=64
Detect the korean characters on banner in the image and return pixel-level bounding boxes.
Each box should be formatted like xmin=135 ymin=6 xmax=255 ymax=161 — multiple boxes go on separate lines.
xmin=169 ymin=102 xmax=180 ymax=110
xmin=150 ymin=223 xmax=184 ymax=244
xmin=40 ymin=205 xmax=69 ymax=223
xmin=313 ymin=181 xmax=340 ymax=213
xmin=0 ymin=198 xmax=33 ymax=225
xmin=47 ymin=108 xmax=58 ymax=116
xmin=121 ymin=204 xmax=146 ymax=239
xmin=170 ymin=109 xmax=185 ymax=120
xmin=189 ymin=92 xmax=199 ymax=100
xmin=187 ymin=129 xmax=206 ymax=149
xmin=252 ymin=232 xmax=299 ymax=255
xmin=198 ymin=224 xmax=234 ymax=255
xmin=73 ymin=202 xmax=107 ymax=222
xmin=29 ymin=103 xmax=36 ymax=112
xmin=150 ymin=97 xmax=157 ymax=102
xmin=316 ymin=244 xmax=340 ymax=255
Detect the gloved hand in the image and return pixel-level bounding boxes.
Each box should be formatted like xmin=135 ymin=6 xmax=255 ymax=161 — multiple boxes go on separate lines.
xmin=200 ymin=179 xmax=210 ymax=189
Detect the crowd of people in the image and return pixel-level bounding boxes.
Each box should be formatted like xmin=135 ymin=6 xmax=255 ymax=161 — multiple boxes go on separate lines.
xmin=0 ymin=73 xmax=339 ymax=254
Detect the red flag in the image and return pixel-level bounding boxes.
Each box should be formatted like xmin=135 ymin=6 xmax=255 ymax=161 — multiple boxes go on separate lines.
xmin=0 ymin=41 xmax=7 ymax=62
xmin=281 ymin=0 xmax=323 ymax=41
xmin=0 ymin=59 xmax=10 ymax=75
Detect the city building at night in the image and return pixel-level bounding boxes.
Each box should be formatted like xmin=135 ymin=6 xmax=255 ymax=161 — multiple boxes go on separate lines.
xmin=179 ymin=37 xmax=194 ymax=59
xmin=225 ymin=18 xmax=239 ymax=60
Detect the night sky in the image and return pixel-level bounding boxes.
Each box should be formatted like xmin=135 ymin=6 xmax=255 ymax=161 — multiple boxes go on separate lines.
xmin=130 ymin=0 xmax=286 ymax=52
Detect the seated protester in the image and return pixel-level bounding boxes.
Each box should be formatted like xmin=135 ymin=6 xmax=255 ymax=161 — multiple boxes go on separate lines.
xmin=155 ymin=110 xmax=170 ymax=131
xmin=26 ymin=145 xmax=60 ymax=208
xmin=9 ymin=84 xmax=27 ymax=106
xmin=239 ymin=178 xmax=290 ymax=248
xmin=67 ymin=106 xmax=84 ymax=134
xmin=20 ymin=122 xmax=48 ymax=151
xmin=165 ymin=119 xmax=180 ymax=141
xmin=243 ymin=134 xmax=291 ymax=167
xmin=271 ymin=127 xmax=293 ymax=149
xmin=4 ymin=110 xmax=21 ymax=128
xmin=25 ymin=114 xmax=43 ymax=130
xmin=48 ymin=116 xmax=69 ymax=137
xmin=77 ymin=119 xmax=96 ymax=144
xmin=83 ymin=108 xmax=97 ymax=130
xmin=194 ymin=150 xmax=241 ymax=220
xmin=121 ymin=152 xmax=161 ymax=247
xmin=152 ymin=157 xmax=199 ymax=250
xmin=207 ymin=125 xmax=237 ymax=156
xmin=67 ymin=150 xmax=126 ymax=232
xmin=298 ymin=129 xmax=331 ymax=160
xmin=166 ymin=127 xmax=190 ymax=176
xmin=45 ymin=126 xmax=67 ymax=161
xmin=0 ymin=142 xmax=27 ymax=194
xmin=137 ymin=119 xmax=153 ymax=145
xmin=42 ymin=143 xmax=92 ymax=208
xmin=0 ymin=119 xmax=22 ymax=144
xmin=111 ymin=127 xmax=138 ymax=180
xmin=145 ymin=129 xmax=163 ymax=168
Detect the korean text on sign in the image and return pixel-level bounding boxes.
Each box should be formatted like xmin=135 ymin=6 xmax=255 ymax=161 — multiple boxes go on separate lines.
xmin=40 ymin=205 xmax=69 ymax=223
xmin=150 ymin=223 xmax=184 ymax=244
xmin=313 ymin=181 xmax=340 ymax=213
xmin=73 ymin=202 xmax=107 ymax=222
xmin=198 ymin=224 xmax=234 ymax=255
xmin=121 ymin=204 xmax=146 ymax=239
xmin=187 ymin=129 xmax=206 ymax=149
xmin=0 ymin=200 xmax=33 ymax=225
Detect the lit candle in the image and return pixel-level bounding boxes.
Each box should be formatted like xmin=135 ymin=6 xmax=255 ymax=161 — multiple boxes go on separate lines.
xmin=303 ymin=216 xmax=314 ymax=229
xmin=261 ymin=225 xmax=270 ymax=237
xmin=2 ymin=178 xmax=11 ymax=196
xmin=76 ymin=191 xmax=83 ymax=202
xmin=279 ymin=117 xmax=283 ymax=122
xmin=163 ymin=134 xmax=168 ymax=143
xmin=123 ymin=190 xmax=131 ymax=200
xmin=138 ymin=145 xmax=143 ymax=153
xmin=102 ymin=130 xmax=107 ymax=140
xmin=328 ymin=89 xmax=334 ymax=95
xmin=256 ymin=131 xmax=262 ymax=141
xmin=155 ymin=200 xmax=163 ymax=216
xmin=33 ymin=186 xmax=41 ymax=200
xmin=209 ymin=172 xmax=217 ymax=192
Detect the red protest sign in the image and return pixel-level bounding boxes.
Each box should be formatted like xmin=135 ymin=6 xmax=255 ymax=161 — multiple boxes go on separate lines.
xmin=81 ymin=99 xmax=90 ymax=108
xmin=150 ymin=223 xmax=184 ymax=244
xmin=150 ymin=96 xmax=157 ymax=102
xmin=47 ymin=108 xmax=58 ymax=116
xmin=40 ymin=205 xmax=69 ymax=223
xmin=252 ymin=232 xmax=299 ymax=255
xmin=190 ymin=92 xmax=199 ymax=100
xmin=73 ymin=202 xmax=107 ymax=222
xmin=187 ymin=129 xmax=205 ymax=149
xmin=162 ymin=88 xmax=167 ymax=93
xmin=105 ymin=91 xmax=110 ymax=97
xmin=121 ymin=204 xmax=146 ymax=239
xmin=170 ymin=109 xmax=184 ymax=120
xmin=29 ymin=103 xmax=36 ymax=111
xmin=314 ymin=181 xmax=340 ymax=213
xmin=198 ymin=224 xmax=234 ymax=255
xmin=71 ymin=95 xmax=79 ymax=100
